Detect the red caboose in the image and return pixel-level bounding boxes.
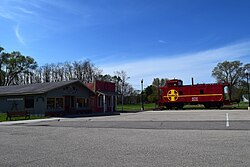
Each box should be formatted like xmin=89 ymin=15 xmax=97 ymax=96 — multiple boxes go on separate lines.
xmin=158 ymin=79 xmax=230 ymax=109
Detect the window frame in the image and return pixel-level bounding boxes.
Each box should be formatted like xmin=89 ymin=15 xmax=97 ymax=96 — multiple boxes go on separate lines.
xmin=47 ymin=97 xmax=64 ymax=110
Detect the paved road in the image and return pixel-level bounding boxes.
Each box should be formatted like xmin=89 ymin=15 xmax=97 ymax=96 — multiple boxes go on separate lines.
xmin=1 ymin=110 xmax=250 ymax=166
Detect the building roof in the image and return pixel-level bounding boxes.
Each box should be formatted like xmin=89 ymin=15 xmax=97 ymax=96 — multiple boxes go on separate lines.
xmin=86 ymin=80 xmax=118 ymax=96
xmin=0 ymin=80 xmax=94 ymax=96
xmin=96 ymin=91 xmax=119 ymax=96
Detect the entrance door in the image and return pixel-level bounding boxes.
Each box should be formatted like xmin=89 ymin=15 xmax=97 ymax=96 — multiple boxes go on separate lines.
xmin=64 ymin=96 xmax=76 ymax=114
xmin=71 ymin=96 xmax=75 ymax=108
xmin=65 ymin=96 xmax=70 ymax=113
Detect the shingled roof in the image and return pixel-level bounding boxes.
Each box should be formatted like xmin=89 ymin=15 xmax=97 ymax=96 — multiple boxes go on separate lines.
xmin=0 ymin=80 xmax=93 ymax=96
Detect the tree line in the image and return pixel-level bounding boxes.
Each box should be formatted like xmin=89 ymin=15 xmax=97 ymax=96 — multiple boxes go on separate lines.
xmin=0 ymin=47 xmax=139 ymax=101
xmin=0 ymin=47 xmax=101 ymax=85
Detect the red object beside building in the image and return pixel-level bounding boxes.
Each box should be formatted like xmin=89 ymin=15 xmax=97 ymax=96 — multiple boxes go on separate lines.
xmin=158 ymin=79 xmax=230 ymax=109
xmin=86 ymin=80 xmax=118 ymax=113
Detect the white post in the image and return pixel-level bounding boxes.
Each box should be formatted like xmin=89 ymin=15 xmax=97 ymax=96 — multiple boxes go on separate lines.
xmin=103 ymin=95 xmax=106 ymax=113
xmin=111 ymin=96 xmax=114 ymax=112
xmin=226 ymin=113 xmax=229 ymax=127
xmin=115 ymin=95 xmax=117 ymax=112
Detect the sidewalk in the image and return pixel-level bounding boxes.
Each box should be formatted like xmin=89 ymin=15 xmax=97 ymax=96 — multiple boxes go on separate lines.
xmin=0 ymin=112 xmax=120 ymax=125
xmin=0 ymin=117 xmax=63 ymax=125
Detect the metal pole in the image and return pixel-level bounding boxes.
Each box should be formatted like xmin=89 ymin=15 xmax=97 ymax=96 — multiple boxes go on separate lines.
xmin=141 ymin=79 xmax=144 ymax=111
xmin=122 ymin=81 xmax=124 ymax=112
xmin=157 ymin=79 xmax=159 ymax=108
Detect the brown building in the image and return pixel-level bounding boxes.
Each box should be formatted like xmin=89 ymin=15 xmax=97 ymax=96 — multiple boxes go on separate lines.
xmin=86 ymin=80 xmax=118 ymax=113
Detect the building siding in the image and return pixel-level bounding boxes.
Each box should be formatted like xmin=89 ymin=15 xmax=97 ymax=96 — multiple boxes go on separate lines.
xmin=0 ymin=81 xmax=94 ymax=116
xmin=0 ymin=96 xmax=24 ymax=113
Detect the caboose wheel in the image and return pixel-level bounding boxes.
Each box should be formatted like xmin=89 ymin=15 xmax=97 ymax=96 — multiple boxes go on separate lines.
xmin=177 ymin=104 xmax=184 ymax=109
xmin=165 ymin=104 xmax=173 ymax=110
xmin=216 ymin=102 xmax=223 ymax=109
xmin=203 ymin=103 xmax=211 ymax=109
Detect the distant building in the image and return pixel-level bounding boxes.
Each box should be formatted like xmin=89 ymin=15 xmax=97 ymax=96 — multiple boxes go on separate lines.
xmin=0 ymin=80 xmax=94 ymax=116
xmin=86 ymin=80 xmax=118 ymax=113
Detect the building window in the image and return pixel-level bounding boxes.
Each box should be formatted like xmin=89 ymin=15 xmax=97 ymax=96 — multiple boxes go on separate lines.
xmin=98 ymin=95 xmax=103 ymax=107
xmin=77 ymin=98 xmax=89 ymax=108
xmin=25 ymin=96 xmax=34 ymax=108
xmin=47 ymin=98 xmax=55 ymax=109
xmin=56 ymin=98 xmax=63 ymax=109
xmin=47 ymin=98 xmax=63 ymax=109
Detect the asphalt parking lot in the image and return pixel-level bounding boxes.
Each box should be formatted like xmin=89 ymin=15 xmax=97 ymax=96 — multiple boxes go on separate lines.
xmin=1 ymin=110 xmax=250 ymax=166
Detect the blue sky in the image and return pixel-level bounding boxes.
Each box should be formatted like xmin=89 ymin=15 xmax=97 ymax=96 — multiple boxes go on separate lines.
xmin=1 ymin=0 xmax=250 ymax=89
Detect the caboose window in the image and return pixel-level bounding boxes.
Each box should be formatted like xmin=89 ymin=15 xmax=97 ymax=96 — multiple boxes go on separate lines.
xmin=200 ymin=90 xmax=204 ymax=94
xmin=159 ymin=89 xmax=162 ymax=96
xmin=179 ymin=91 xmax=183 ymax=95
xmin=178 ymin=81 xmax=183 ymax=86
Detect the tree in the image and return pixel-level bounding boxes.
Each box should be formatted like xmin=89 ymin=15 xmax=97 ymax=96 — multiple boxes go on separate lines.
xmin=64 ymin=61 xmax=73 ymax=80
xmin=144 ymin=78 xmax=168 ymax=103
xmin=0 ymin=46 xmax=5 ymax=85
xmin=0 ymin=51 xmax=37 ymax=86
xmin=212 ymin=61 xmax=247 ymax=100
xmin=114 ymin=70 xmax=130 ymax=95
xmin=113 ymin=70 xmax=136 ymax=105
xmin=97 ymin=74 xmax=113 ymax=82
xmin=145 ymin=85 xmax=153 ymax=102
xmin=240 ymin=63 xmax=250 ymax=100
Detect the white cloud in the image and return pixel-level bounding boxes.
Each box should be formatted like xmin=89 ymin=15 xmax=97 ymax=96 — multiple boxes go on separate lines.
xmin=158 ymin=40 xmax=167 ymax=44
xmin=0 ymin=8 xmax=12 ymax=19
xmin=0 ymin=2 xmax=35 ymax=21
xmin=0 ymin=0 xmax=92 ymax=43
xmin=99 ymin=41 xmax=250 ymax=89
xmin=14 ymin=24 xmax=26 ymax=45
xmin=15 ymin=7 xmax=35 ymax=15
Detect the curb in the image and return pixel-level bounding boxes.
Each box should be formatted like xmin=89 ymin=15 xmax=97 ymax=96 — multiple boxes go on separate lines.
xmin=0 ymin=112 xmax=120 ymax=125
xmin=0 ymin=117 xmax=63 ymax=126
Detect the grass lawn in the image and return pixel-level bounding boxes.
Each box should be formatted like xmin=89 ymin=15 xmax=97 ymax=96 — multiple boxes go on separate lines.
xmin=117 ymin=102 xmax=249 ymax=112
xmin=117 ymin=103 xmax=156 ymax=112
xmin=183 ymin=102 xmax=248 ymax=110
xmin=0 ymin=113 xmax=46 ymax=122
xmin=223 ymin=102 xmax=249 ymax=110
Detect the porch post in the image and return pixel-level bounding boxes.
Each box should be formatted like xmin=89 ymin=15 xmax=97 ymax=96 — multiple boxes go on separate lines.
xmin=111 ymin=96 xmax=114 ymax=112
xmin=115 ymin=95 xmax=117 ymax=112
xmin=103 ymin=95 xmax=106 ymax=113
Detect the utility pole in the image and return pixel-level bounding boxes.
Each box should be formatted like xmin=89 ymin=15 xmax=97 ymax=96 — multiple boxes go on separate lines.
xmin=141 ymin=79 xmax=144 ymax=111
xmin=122 ymin=81 xmax=124 ymax=112
xmin=245 ymin=69 xmax=250 ymax=110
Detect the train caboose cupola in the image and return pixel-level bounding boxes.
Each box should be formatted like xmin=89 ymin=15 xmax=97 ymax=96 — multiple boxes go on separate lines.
xmin=166 ymin=79 xmax=183 ymax=87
